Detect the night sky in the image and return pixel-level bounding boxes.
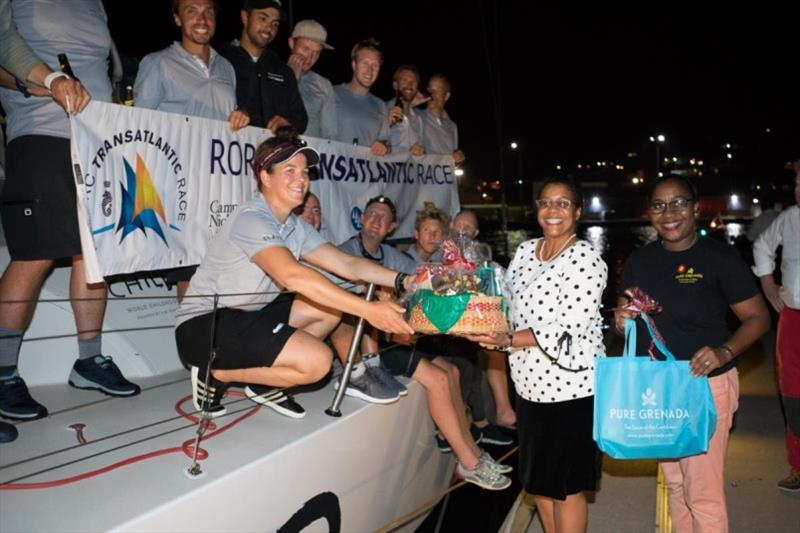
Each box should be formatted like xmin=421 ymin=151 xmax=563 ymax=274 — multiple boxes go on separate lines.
xmin=105 ymin=1 xmax=798 ymax=184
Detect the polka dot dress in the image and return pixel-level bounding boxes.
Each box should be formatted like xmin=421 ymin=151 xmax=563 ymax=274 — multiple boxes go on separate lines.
xmin=506 ymin=239 xmax=608 ymax=403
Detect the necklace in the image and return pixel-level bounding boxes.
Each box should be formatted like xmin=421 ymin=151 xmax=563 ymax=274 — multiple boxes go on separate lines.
xmin=357 ymin=235 xmax=384 ymax=262
xmin=536 ymin=234 xmax=576 ymax=262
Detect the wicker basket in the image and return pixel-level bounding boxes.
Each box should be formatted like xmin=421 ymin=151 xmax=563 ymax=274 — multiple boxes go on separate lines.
xmin=407 ymin=291 xmax=509 ymax=335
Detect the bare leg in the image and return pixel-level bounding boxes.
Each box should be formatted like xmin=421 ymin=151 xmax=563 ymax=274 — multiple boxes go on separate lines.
xmin=329 ymin=321 xmax=355 ymax=365
xmin=176 ymin=280 xmax=189 ymax=303
xmin=412 ymin=359 xmax=480 ymax=469
xmin=213 ymin=330 xmax=332 ymax=387
xmin=0 ymin=259 xmax=53 ymax=331
xmin=432 ymin=357 xmax=480 ymax=456
xmin=287 ymin=295 xmax=341 ymax=339
xmin=70 ymin=256 xmax=107 ymax=340
xmin=553 ymin=492 xmax=588 ymax=533
xmin=485 ymin=349 xmax=517 ymax=427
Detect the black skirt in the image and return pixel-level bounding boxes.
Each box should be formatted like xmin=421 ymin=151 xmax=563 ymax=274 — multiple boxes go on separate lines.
xmin=516 ymin=394 xmax=602 ymax=500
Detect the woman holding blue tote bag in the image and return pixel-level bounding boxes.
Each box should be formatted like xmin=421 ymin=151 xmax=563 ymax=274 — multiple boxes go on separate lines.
xmin=614 ymin=176 xmax=769 ymax=533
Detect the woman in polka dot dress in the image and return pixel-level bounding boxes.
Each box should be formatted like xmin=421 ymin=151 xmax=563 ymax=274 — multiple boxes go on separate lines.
xmin=465 ymin=177 xmax=607 ymax=533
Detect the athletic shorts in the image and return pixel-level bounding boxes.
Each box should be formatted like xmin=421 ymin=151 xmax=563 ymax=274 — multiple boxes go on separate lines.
xmin=175 ymin=293 xmax=297 ymax=371
xmin=379 ymin=343 xmax=437 ymax=378
xmin=1 ymin=136 xmax=81 ymax=260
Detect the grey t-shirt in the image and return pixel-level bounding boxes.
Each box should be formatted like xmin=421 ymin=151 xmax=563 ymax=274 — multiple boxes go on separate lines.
xmin=419 ymin=109 xmax=459 ymax=156
xmin=176 ymin=195 xmax=326 ymax=325
xmin=0 ymin=0 xmax=113 ymax=141
xmin=405 ymin=245 xmax=443 ymax=265
xmin=332 ymin=84 xmax=389 ymax=147
xmin=299 ymin=70 xmax=337 ymax=140
xmin=134 ymin=42 xmax=237 ymax=121
xmin=386 ymin=100 xmax=422 ymax=153
xmin=338 ymin=236 xmax=416 ymax=275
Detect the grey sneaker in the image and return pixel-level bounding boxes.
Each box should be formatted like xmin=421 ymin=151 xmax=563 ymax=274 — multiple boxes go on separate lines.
xmin=366 ymin=364 xmax=408 ymax=397
xmin=335 ymin=370 xmax=399 ymax=404
xmin=480 ymin=450 xmax=513 ymax=474
xmin=456 ymin=460 xmax=512 ymax=490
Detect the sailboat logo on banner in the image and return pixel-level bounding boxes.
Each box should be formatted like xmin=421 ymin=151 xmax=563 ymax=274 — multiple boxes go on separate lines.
xmin=116 ymin=153 xmax=168 ymax=246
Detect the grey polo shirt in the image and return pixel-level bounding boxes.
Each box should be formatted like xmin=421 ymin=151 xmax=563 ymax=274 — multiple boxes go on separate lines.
xmin=386 ymin=100 xmax=423 ymax=153
xmin=332 ymin=84 xmax=389 ymax=147
xmin=405 ymin=245 xmax=443 ymax=265
xmin=419 ymin=109 xmax=459 ymax=156
xmin=299 ymin=70 xmax=338 ymax=140
xmin=176 ymin=195 xmax=326 ymax=326
xmin=0 ymin=0 xmax=113 ymax=141
xmin=134 ymin=42 xmax=237 ymax=121
xmin=338 ymin=236 xmax=416 ymax=275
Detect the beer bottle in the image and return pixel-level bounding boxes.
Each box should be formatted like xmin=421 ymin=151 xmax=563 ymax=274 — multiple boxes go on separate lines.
xmin=57 ymin=53 xmax=78 ymax=81
xmin=390 ymin=92 xmax=404 ymax=126
xmin=123 ymin=85 xmax=134 ymax=106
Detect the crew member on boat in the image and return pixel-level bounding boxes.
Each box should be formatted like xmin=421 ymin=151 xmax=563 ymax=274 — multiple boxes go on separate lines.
xmin=174 ymin=128 xmax=414 ymax=418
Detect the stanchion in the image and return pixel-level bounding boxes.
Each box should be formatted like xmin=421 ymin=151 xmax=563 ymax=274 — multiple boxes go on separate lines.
xmin=325 ymin=283 xmax=376 ymax=417
xmin=655 ymin=465 xmax=672 ymax=533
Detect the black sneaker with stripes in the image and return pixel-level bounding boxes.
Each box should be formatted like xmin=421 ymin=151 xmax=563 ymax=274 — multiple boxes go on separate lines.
xmin=190 ymin=366 xmax=229 ymax=418
xmin=244 ymin=384 xmax=306 ymax=419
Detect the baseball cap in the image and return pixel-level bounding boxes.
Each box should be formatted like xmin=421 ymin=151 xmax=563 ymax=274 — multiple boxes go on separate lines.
xmin=291 ymin=19 xmax=334 ymax=50
xmin=253 ymin=139 xmax=320 ymax=175
xmin=243 ymin=0 xmax=284 ymax=20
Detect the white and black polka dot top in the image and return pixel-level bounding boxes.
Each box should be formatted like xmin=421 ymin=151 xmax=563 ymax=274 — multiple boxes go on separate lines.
xmin=505 ymin=238 xmax=608 ymax=403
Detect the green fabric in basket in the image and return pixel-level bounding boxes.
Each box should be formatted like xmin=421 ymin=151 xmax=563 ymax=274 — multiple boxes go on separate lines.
xmin=410 ymin=289 xmax=471 ymax=333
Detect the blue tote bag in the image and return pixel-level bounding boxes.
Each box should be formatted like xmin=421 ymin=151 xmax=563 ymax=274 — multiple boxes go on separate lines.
xmin=593 ymin=316 xmax=717 ymax=459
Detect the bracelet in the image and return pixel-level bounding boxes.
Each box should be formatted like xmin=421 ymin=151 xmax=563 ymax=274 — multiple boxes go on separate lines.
xmin=394 ymin=272 xmax=407 ymax=293
xmin=44 ymin=71 xmax=69 ymax=90
xmin=500 ymin=332 xmax=515 ymax=353
xmin=719 ymin=344 xmax=735 ymax=362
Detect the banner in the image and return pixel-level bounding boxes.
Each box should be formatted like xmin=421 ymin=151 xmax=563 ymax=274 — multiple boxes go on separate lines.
xmin=70 ymin=102 xmax=459 ymax=283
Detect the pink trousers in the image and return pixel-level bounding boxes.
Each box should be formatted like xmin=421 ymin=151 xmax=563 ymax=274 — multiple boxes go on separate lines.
xmin=776 ymin=306 xmax=800 ymax=471
xmin=660 ymin=369 xmax=739 ymax=533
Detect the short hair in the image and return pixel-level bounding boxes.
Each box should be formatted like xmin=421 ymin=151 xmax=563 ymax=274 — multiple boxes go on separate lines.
xmin=364 ymin=195 xmax=397 ymax=221
xmin=414 ymin=202 xmax=449 ymax=231
xmin=648 ymin=175 xmax=698 ymax=202
xmin=537 ymin=176 xmax=584 ymax=209
xmin=428 ymin=73 xmax=451 ymax=93
xmin=393 ymin=65 xmax=420 ymax=84
xmin=172 ymin=0 xmax=219 ymax=15
xmin=351 ymin=37 xmax=382 ymax=63
xmin=453 ymin=209 xmax=478 ymax=224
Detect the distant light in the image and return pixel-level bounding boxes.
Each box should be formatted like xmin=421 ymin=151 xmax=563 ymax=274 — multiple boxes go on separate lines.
xmin=730 ymin=194 xmax=740 ymax=208
xmin=727 ymin=153 xmax=733 ymax=159
xmin=481 ymin=193 xmax=488 ymax=199
xmin=756 ymin=185 xmax=761 ymax=190
xmin=577 ymin=164 xmax=582 ymax=169
xmin=591 ymin=196 xmax=601 ymax=209
xmin=556 ymin=164 xmax=562 ymax=170
xmin=725 ymin=143 xmax=731 ymax=149
xmin=657 ymin=134 xmax=665 ymax=142
xmin=765 ymin=127 xmax=771 ymax=133
xmin=672 ymin=157 xmax=678 ymax=163
xmin=710 ymin=220 xmax=717 ymax=229
xmin=632 ymin=177 xmax=640 ymax=184
xmin=596 ymin=161 xmax=602 ymax=167
xmin=698 ymin=160 xmax=704 ymax=166
xmin=649 ymin=136 xmax=655 ymax=142
xmin=517 ymin=180 xmax=523 ymax=185
xmin=658 ymin=172 xmax=664 ymax=177
xmin=690 ymin=158 xmax=696 ymax=165
xmin=454 ymin=168 xmax=465 ymax=177
xmin=753 ymin=198 xmax=760 ymax=204
xmin=699 ymin=228 xmax=708 ymax=237
xmin=627 ymin=152 xmax=637 ymax=158
xmin=510 ymin=142 xmax=518 ymax=150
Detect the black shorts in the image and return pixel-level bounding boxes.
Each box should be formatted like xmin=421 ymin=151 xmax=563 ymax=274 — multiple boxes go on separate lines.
xmin=379 ymin=343 xmax=437 ymax=378
xmin=175 ymin=293 xmax=297 ymax=371
xmin=416 ymin=334 xmax=481 ymax=359
xmin=516 ymin=395 xmax=602 ymax=500
xmin=1 ymin=136 xmax=81 ymax=260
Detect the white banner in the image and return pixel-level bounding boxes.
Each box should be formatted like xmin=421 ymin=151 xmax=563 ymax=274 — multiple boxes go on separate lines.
xmin=70 ymin=102 xmax=460 ymax=282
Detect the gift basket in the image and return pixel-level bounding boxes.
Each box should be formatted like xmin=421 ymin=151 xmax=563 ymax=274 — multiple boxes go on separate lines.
xmin=406 ymin=238 xmax=510 ymax=335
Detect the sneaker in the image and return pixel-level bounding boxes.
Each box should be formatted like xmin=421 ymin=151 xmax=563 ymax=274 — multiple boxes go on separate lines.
xmin=480 ymin=450 xmax=513 ymax=474
xmin=0 ymin=421 xmax=18 ymax=443
xmin=366 ymin=364 xmax=408 ymax=397
xmin=436 ymin=425 xmax=483 ymax=453
xmin=477 ymin=424 xmax=514 ymax=446
xmin=334 ymin=370 xmax=399 ymax=404
xmin=777 ymin=469 xmax=800 ymax=492
xmin=69 ymin=356 xmax=141 ymax=397
xmin=456 ymin=460 xmax=512 ymax=491
xmin=0 ymin=375 xmax=48 ymax=420
xmin=244 ymin=385 xmax=306 ymax=419
xmin=190 ymin=366 xmax=228 ymax=418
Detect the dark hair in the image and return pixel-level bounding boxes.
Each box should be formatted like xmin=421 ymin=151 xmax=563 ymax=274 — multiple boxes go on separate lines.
xmin=537 ymin=177 xmax=584 ymax=208
xmin=364 ymin=195 xmax=397 ymax=221
xmin=172 ymin=0 xmax=219 ymax=15
xmin=251 ymin=126 xmax=298 ymax=189
xmin=648 ymin=175 xmax=698 ymax=202
xmin=393 ymin=65 xmax=420 ymax=84
xmin=351 ymin=37 xmax=382 ymax=63
xmin=428 ymin=73 xmax=451 ymax=93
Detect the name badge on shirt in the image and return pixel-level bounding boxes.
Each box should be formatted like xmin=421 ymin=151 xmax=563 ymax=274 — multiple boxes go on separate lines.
xmin=267 ymin=72 xmax=285 ymax=84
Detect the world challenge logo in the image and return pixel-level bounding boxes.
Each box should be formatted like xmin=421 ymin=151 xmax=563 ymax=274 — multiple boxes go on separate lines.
xmin=117 ymin=154 xmax=168 ymax=245
xmin=350 ymin=206 xmax=363 ymax=231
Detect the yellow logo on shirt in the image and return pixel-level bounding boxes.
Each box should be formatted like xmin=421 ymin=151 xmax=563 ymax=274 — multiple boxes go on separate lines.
xmin=675 ymin=264 xmax=703 ymax=284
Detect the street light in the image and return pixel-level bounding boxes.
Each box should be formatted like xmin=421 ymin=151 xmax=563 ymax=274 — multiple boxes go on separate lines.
xmin=510 ymin=141 xmax=527 ymax=209
xmin=650 ymin=134 xmax=666 ymax=178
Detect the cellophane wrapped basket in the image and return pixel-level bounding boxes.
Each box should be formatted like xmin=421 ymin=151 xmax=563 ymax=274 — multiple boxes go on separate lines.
xmin=405 ymin=238 xmax=510 ymax=335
